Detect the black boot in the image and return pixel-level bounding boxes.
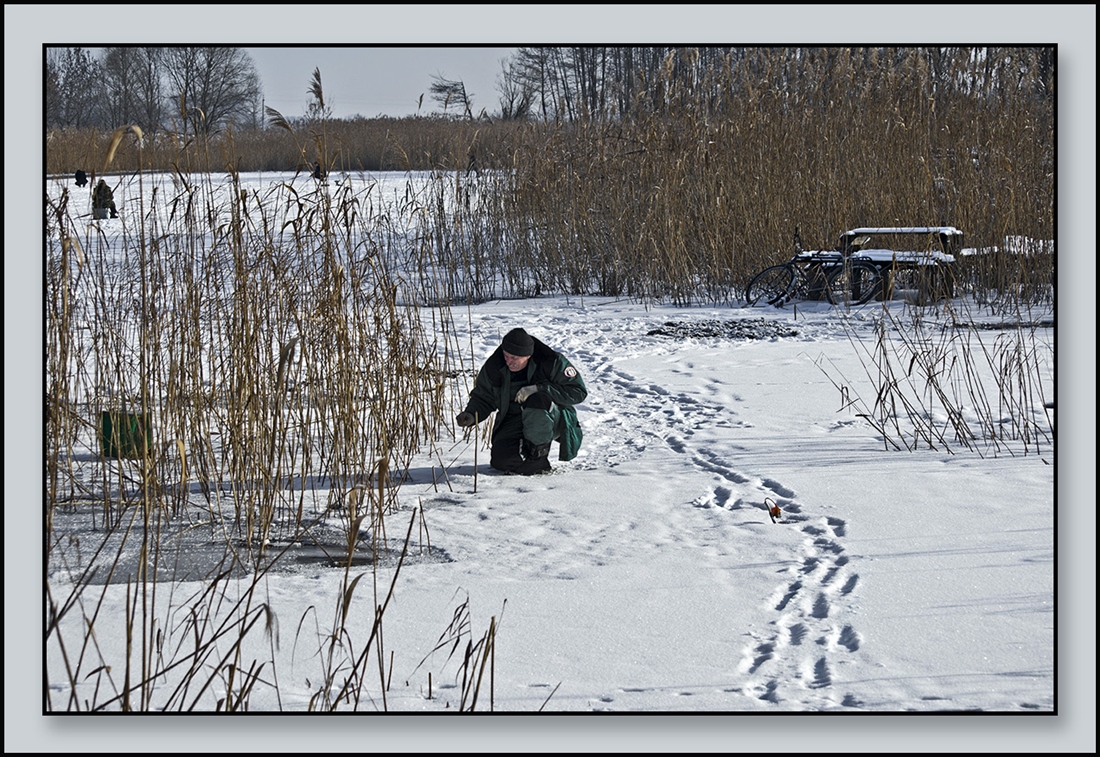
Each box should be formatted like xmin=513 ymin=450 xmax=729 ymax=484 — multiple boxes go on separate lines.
xmin=522 ymin=439 xmax=551 ymax=460
xmin=518 ymin=439 xmax=552 ymax=475
xmin=516 ymin=456 xmax=551 ymax=475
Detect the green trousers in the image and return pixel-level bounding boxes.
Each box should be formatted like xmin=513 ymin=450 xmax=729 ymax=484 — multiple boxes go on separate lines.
xmin=489 ymin=393 xmax=559 ymax=475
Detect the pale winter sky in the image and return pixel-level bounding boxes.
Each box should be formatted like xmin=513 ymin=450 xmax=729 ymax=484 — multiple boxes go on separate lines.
xmin=246 ymin=46 xmax=519 ymax=120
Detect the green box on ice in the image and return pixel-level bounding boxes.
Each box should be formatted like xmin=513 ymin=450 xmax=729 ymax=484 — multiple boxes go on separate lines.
xmin=100 ymin=411 xmax=152 ymax=459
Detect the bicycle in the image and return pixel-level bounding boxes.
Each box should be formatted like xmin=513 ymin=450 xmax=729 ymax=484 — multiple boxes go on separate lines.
xmin=745 ymin=230 xmax=883 ymax=307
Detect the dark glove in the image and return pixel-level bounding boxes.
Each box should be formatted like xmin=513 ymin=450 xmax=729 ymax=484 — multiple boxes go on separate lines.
xmin=456 ymin=411 xmax=476 ymax=427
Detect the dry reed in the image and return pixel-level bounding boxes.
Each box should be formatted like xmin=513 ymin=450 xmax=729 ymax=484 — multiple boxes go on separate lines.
xmin=45 ymin=127 xmax=474 ymax=711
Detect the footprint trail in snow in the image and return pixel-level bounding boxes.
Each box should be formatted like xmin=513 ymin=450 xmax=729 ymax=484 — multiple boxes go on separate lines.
xmin=562 ymin=321 xmax=865 ymax=709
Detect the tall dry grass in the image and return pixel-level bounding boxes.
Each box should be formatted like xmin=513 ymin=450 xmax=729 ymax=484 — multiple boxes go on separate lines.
xmin=815 ymin=300 xmax=1054 ymax=458
xmin=47 ymin=116 xmax=520 ymax=176
xmin=476 ymin=48 xmax=1054 ymax=306
xmin=44 ymin=126 xmax=502 ymax=710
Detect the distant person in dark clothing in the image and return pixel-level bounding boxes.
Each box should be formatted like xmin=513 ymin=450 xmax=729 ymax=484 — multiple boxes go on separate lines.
xmin=92 ymin=179 xmax=119 ymax=218
xmin=311 ymin=161 xmax=326 ymax=181
xmin=74 ymin=170 xmax=88 ymax=187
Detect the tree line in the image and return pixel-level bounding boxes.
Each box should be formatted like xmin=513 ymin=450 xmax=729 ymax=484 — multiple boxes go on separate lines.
xmin=502 ymin=46 xmax=1054 ymax=122
xmin=47 ymin=45 xmax=1054 ymax=136
xmin=47 ymin=47 xmax=263 ymax=135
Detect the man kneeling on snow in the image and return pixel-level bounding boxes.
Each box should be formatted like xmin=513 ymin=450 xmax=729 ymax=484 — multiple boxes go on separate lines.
xmin=456 ymin=328 xmax=587 ymax=475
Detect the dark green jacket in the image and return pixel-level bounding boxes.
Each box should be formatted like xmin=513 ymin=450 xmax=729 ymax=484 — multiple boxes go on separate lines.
xmin=92 ymin=181 xmax=115 ymax=209
xmin=462 ymin=336 xmax=587 ymax=461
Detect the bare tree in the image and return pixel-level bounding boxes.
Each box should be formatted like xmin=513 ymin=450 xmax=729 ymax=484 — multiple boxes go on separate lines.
xmin=45 ymin=50 xmax=65 ymax=129
xmin=571 ymin=46 xmax=605 ymax=119
xmin=162 ymin=46 xmax=261 ymax=135
xmin=506 ymin=46 xmax=689 ymax=122
xmin=45 ymin=47 xmax=103 ymax=129
xmin=130 ymin=47 xmax=167 ymax=132
xmin=100 ymin=47 xmax=144 ymax=128
xmin=429 ymin=73 xmax=473 ymax=119
xmin=496 ymin=58 xmax=532 ymax=121
xmin=511 ymin=47 xmax=565 ymax=122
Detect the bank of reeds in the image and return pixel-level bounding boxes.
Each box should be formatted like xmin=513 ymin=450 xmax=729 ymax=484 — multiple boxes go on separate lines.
xmin=489 ymin=48 xmax=1052 ymax=305
xmin=47 ymin=115 xmax=520 ymax=176
xmin=44 ymin=128 xmax=501 ymax=710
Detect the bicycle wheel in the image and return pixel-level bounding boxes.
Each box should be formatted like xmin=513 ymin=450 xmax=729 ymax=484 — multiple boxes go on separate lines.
xmin=745 ymin=264 xmax=796 ymax=306
xmin=796 ymin=262 xmax=835 ymax=302
xmin=827 ymin=261 xmax=883 ymax=306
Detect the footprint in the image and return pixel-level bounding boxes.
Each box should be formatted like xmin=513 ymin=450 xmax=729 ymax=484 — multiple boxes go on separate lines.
xmin=691 ymin=485 xmax=733 ymax=509
xmin=692 ymin=449 xmax=751 ymax=484
xmin=776 ymin=580 xmax=802 ymax=611
xmin=838 ymin=624 xmax=861 ymax=652
xmin=827 ymin=517 xmax=847 ymax=537
xmin=762 ymin=478 xmax=796 ymax=498
xmin=748 ymin=642 xmax=776 ymax=673
xmin=809 ymin=657 xmax=832 ymax=688
xmin=814 ymin=537 xmax=845 ymax=555
xmin=840 ymin=574 xmax=860 ymax=595
xmin=787 ymin=622 xmax=809 ymax=646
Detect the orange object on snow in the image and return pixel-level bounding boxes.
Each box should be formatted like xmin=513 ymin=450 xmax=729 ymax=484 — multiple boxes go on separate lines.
xmin=766 ymin=498 xmax=781 ymax=522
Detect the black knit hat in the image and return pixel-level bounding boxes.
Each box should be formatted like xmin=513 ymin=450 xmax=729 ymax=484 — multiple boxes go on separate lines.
xmin=501 ymin=328 xmax=535 ymax=356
